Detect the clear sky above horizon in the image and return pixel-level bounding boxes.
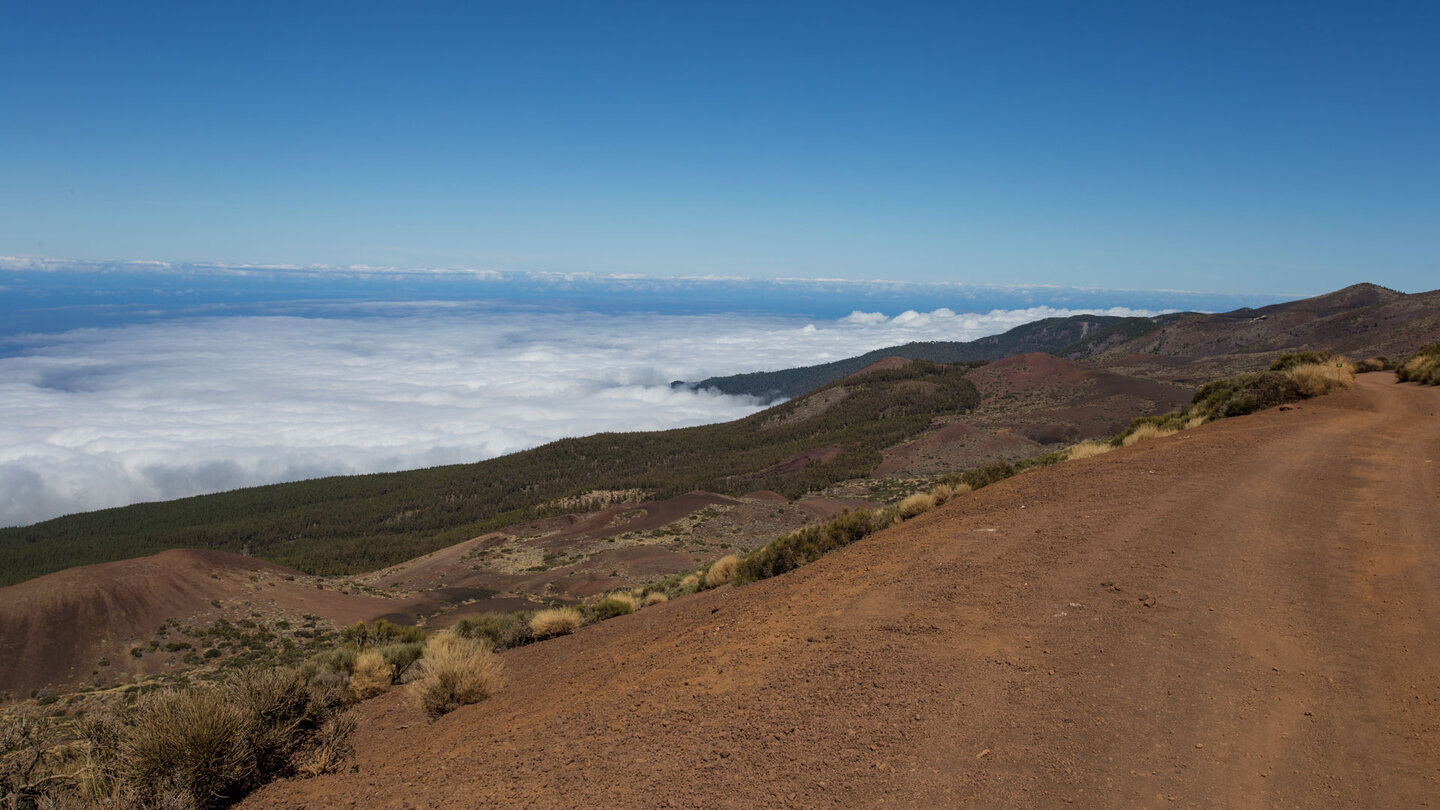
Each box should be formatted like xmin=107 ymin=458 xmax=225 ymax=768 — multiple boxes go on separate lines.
xmin=3 ymin=1 xmax=1436 ymax=296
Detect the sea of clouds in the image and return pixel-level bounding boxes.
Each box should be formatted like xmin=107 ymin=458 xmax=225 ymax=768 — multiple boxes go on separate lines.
xmin=0 ymin=301 xmax=1165 ymax=527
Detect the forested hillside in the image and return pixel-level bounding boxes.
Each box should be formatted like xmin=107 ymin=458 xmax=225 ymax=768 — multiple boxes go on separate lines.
xmin=687 ymin=313 xmax=1187 ymax=399
xmin=0 ymin=361 xmax=980 ymax=585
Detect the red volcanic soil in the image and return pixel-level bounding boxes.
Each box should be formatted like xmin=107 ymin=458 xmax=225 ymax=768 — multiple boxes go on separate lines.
xmin=0 ymin=549 xmax=480 ymax=694
xmin=745 ymin=446 xmax=844 ymax=478
xmin=969 ymin=352 xmax=1191 ymax=406
xmin=967 ymin=352 xmax=1193 ymax=441
xmin=245 ymin=374 xmax=1440 ymax=808
xmin=875 ymin=421 xmax=1041 ymax=475
xmin=845 ymin=356 xmax=912 ymax=379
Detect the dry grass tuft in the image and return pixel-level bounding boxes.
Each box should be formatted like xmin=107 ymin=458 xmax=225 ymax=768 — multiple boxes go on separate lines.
xmin=1122 ymin=423 xmax=1178 ymax=447
xmin=412 ymin=634 xmax=505 ymax=720
xmin=927 ymin=482 xmax=969 ymax=504
xmin=644 ymin=591 xmax=669 ymax=606
xmin=606 ymin=591 xmax=640 ymax=611
xmin=897 ymin=492 xmax=936 ymax=519
xmin=529 ymin=607 xmax=583 ymax=638
xmin=347 ymin=650 xmax=392 ymax=701
xmin=705 ymin=554 xmax=742 ymax=588
xmin=1286 ymin=361 xmax=1355 ymax=397
xmin=1067 ymin=439 xmax=1115 ymax=460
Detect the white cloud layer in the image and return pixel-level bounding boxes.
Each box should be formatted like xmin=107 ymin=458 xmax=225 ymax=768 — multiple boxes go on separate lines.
xmin=0 ymin=304 xmax=1160 ymax=527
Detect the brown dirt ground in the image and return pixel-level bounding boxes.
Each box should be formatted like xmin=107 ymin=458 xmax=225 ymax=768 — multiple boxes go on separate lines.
xmin=243 ymin=373 xmax=1440 ymax=809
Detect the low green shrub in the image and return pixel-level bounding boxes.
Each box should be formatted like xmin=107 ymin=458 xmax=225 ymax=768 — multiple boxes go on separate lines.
xmin=1190 ymin=371 xmax=1305 ymax=419
xmin=737 ymin=507 xmax=895 ymax=584
xmin=76 ymin=666 xmax=354 ymax=809
xmin=584 ymin=594 xmax=637 ymax=622
xmin=1268 ymin=351 xmax=1335 ymax=372
xmin=339 ymin=619 xmax=425 ymax=648
xmin=454 ymin=611 xmax=535 ymax=652
xmin=1397 ymin=344 xmax=1440 ymax=385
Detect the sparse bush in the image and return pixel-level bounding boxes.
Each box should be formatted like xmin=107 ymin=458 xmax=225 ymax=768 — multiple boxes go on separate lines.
xmin=585 ymin=592 xmax=638 ymax=622
xmin=1356 ymin=356 xmax=1392 ymax=372
xmin=1122 ymin=423 xmax=1178 ymax=446
xmin=704 ymin=555 xmax=742 ymax=588
xmin=897 ymin=493 xmax=936 ymax=519
xmin=1286 ymin=361 xmax=1355 ymax=397
xmin=412 ymin=634 xmax=505 ymax=720
xmin=454 ymin=611 xmax=535 ymax=651
xmin=116 ymin=689 xmax=252 ymax=806
xmin=737 ymin=508 xmax=892 ymax=584
xmin=1190 ymin=371 xmax=1305 ymax=419
xmin=1067 ymin=439 xmax=1114 ymax=460
xmin=944 ymin=461 xmax=1017 ymax=491
xmin=927 ymin=482 xmax=968 ymax=504
xmin=529 ymin=607 xmax=583 ymax=639
xmin=1268 ymin=351 xmax=1335 ymax=372
xmin=106 ymin=665 xmax=350 ymax=809
xmin=347 ymin=650 xmax=392 ymax=701
xmin=340 ymin=619 xmax=425 ymax=648
xmin=375 ymin=642 xmax=425 ymax=683
xmin=1397 ymin=344 xmax=1440 ymax=385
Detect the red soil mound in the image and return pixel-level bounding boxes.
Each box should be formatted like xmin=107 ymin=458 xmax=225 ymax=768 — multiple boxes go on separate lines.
xmin=0 ymin=549 xmax=463 ymax=694
xmin=845 ymin=356 xmax=912 ymax=379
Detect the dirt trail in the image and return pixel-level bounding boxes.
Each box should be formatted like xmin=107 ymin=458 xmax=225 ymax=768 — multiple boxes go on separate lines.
xmin=245 ymin=374 xmax=1439 ymax=809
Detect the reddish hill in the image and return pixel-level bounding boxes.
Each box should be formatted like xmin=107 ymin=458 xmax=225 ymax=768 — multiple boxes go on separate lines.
xmin=1081 ymin=284 xmax=1440 ymax=381
xmin=0 ymin=549 xmax=456 ymax=694
xmin=244 ymin=374 xmax=1440 ymax=808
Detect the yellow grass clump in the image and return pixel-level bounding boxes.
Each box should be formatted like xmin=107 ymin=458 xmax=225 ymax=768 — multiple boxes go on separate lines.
xmin=412 ymin=633 xmax=505 ymax=719
xmin=1067 ymin=439 xmax=1115 ymax=460
xmin=897 ymin=492 xmax=937 ymax=519
xmin=347 ymin=650 xmax=392 ymax=701
xmin=601 ymin=591 xmax=640 ymax=611
xmin=680 ymin=573 xmax=701 ymax=589
xmin=1286 ymin=361 xmax=1355 ymax=397
xmin=1122 ymin=423 xmax=1179 ymax=446
xmin=927 ymin=482 xmax=970 ymax=505
xmin=705 ymin=554 xmax=742 ymax=588
xmin=644 ymin=591 xmax=669 ymax=606
xmin=529 ymin=606 xmax=583 ymax=638
xmin=1184 ymin=415 xmax=1207 ymax=430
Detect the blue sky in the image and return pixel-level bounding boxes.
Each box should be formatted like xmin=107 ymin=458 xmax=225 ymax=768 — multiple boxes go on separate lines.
xmin=3 ymin=1 xmax=1436 ymax=295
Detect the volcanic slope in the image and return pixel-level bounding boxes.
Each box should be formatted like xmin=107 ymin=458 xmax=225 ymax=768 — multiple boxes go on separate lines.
xmin=245 ymin=373 xmax=1440 ymax=809
xmin=0 ymin=550 xmax=481 ymax=694
xmin=1070 ymin=283 xmax=1440 ymax=381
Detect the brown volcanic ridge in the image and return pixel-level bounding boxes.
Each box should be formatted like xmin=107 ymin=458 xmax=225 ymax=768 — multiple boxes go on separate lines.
xmin=1075 ymin=283 xmax=1440 ymax=382
xmin=245 ymin=373 xmax=1440 ymax=809
xmin=873 ymin=353 xmax=1192 ymax=476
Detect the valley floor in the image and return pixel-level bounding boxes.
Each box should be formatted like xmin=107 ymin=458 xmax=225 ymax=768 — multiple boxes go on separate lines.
xmin=245 ymin=373 xmax=1440 ymax=809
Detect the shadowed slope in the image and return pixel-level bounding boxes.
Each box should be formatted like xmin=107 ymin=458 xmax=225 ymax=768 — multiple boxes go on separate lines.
xmin=243 ymin=374 xmax=1440 ymax=808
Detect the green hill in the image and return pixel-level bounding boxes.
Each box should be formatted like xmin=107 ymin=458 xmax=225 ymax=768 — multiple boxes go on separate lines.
xmin=0 ymin=360 xmax=980 ymax=586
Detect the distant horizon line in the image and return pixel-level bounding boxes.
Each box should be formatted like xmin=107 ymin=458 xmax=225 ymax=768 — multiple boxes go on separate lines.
xmin=0 ymin=253 xmax=1334 ymax=301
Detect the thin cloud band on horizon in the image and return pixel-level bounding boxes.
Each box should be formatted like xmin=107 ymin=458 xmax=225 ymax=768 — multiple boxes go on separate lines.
xmin=0 ymin=254 xmax=1313 ymax=301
